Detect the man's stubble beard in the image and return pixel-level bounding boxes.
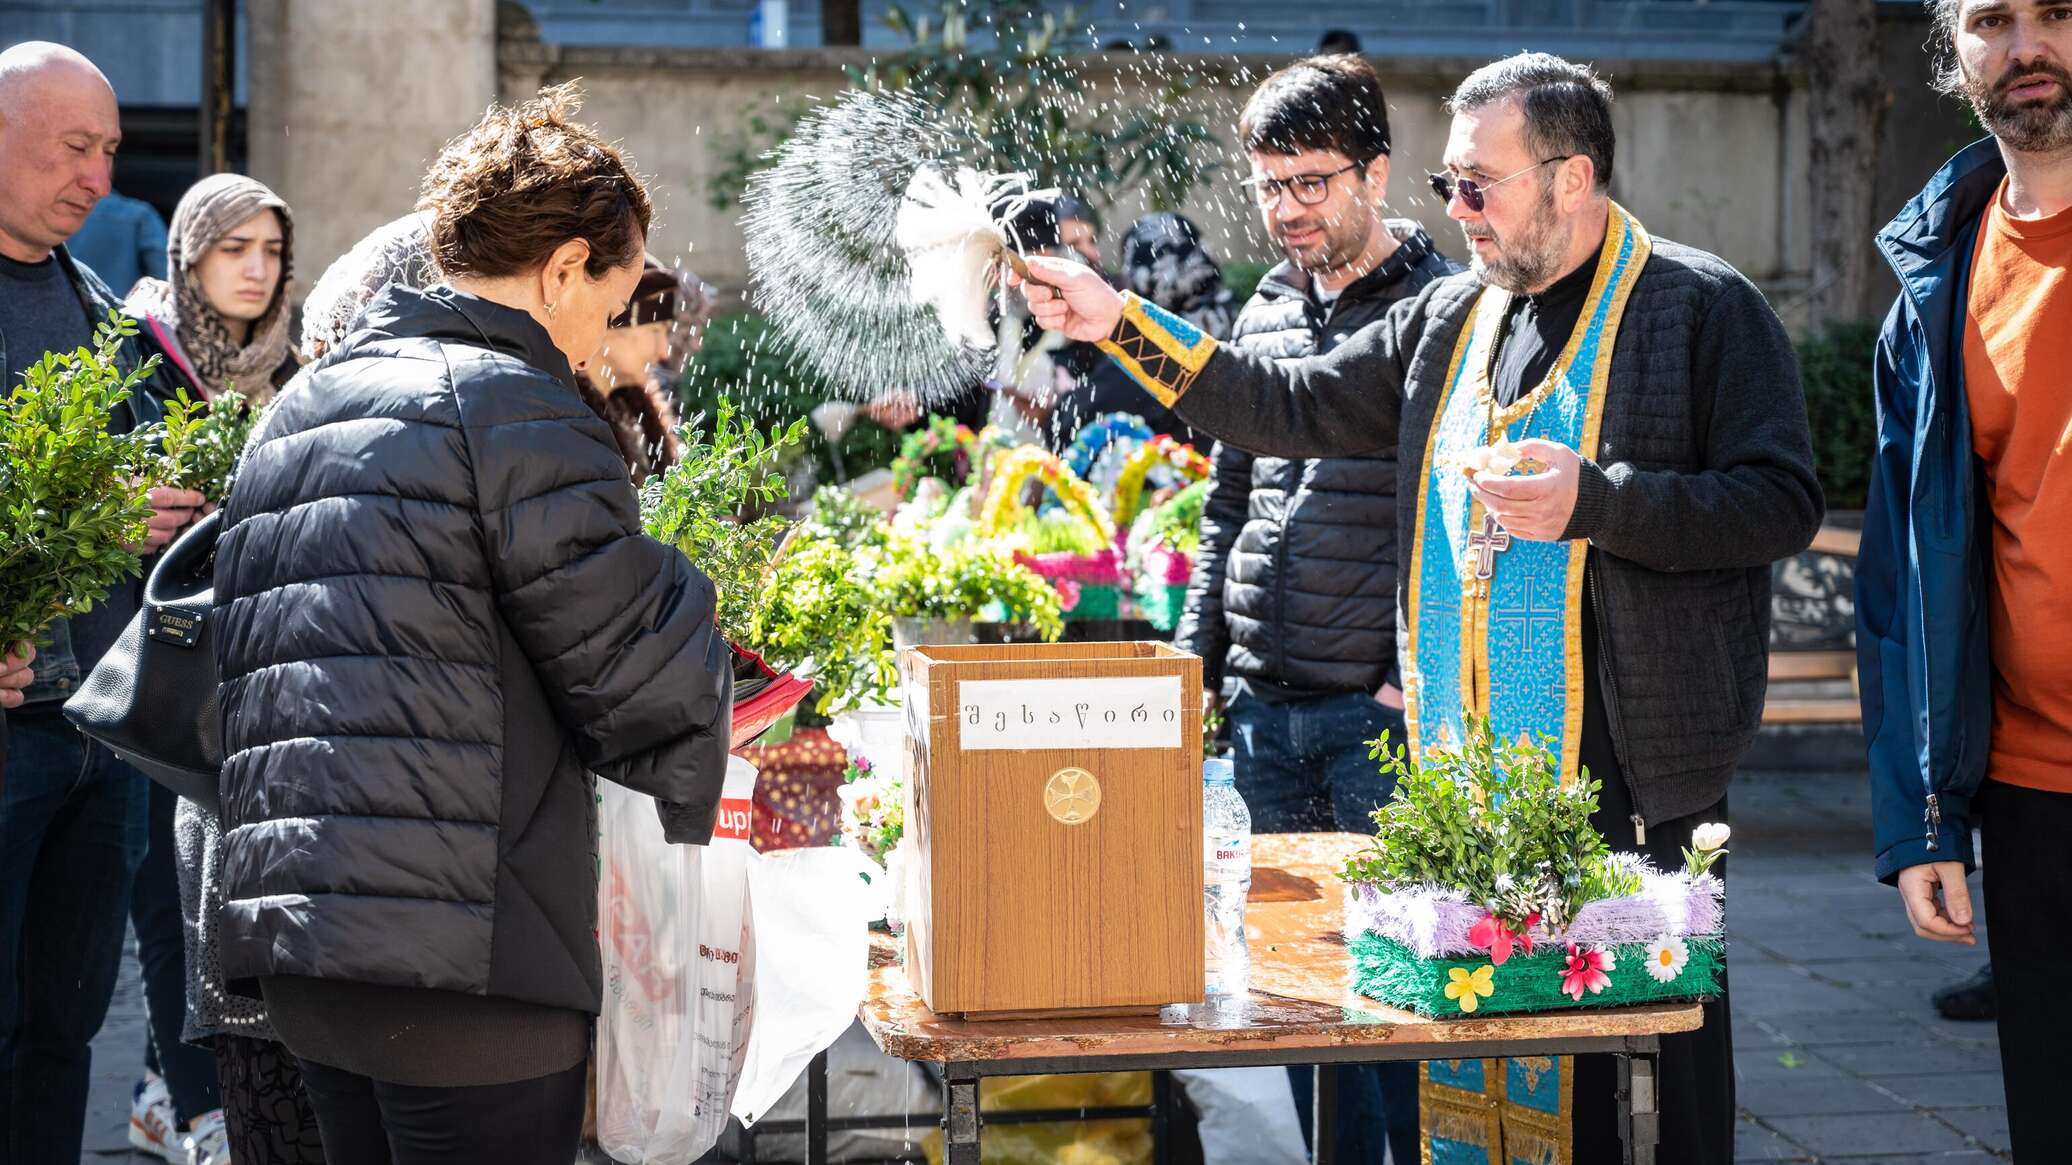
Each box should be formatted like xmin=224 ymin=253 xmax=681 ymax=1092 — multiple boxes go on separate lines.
xmin=1966 ymin=58 xmax=2072 ymax=154
xmin=1280 ymin=197 xmax=1379 ymax=280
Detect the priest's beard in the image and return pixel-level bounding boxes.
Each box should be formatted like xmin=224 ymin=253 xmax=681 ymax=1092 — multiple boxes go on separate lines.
xmin=1964 ymin=58 xmax=2072 ymax=154
xmin=1464 ymin=182 xmax=1565 ymax=294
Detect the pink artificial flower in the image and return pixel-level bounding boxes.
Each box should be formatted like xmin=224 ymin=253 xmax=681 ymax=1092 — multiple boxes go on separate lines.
xmin=1054 ymin=578 xmax=1083 ymax=612
xmin=1560 ymin=942 xmax=1616 ymax=1002
xmin=1466 ymin=911 xmax=1541 ymax=966
xmin=1467 ymin=913 xmax=1514 ymax=966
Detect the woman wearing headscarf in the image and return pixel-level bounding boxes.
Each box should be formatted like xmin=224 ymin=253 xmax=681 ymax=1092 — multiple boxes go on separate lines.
xmin=120 ymin=172 xmax=311 ymax=1165
xmin=1042 ymin=211 xmax=1219 ymax=451
xmin=126 ymin=173 xmax=300 ymax=406
xmin=298 ymin=211 xmax=440 ymax=364
xmin=1119 ymin=211 xmax=1234 ymax=341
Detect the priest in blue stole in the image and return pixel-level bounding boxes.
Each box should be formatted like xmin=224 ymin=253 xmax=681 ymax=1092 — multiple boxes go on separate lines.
xmin=1015 ymin=51 xmax=1822 ymax=1165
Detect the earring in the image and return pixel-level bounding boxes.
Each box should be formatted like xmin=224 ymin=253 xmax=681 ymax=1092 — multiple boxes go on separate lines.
xmin=544 ymin=301 xmax=559 ymax=320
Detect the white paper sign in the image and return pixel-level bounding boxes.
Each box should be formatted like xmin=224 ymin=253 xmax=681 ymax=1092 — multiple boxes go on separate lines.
xmin=955 ymin=676 xmax=1184 ymax=750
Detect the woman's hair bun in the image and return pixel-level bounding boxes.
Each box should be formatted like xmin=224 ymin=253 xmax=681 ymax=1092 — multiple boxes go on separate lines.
xmin=417 ymin=80 xmax=653 ymax=281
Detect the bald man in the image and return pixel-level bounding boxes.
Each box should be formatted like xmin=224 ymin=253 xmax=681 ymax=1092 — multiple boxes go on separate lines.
xmin=0 ymin=41 xmax=199 ymax=1165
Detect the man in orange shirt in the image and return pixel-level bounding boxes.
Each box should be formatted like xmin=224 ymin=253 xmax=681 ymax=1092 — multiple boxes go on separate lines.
xmin=1861 ymin=2 xmax=2072 ymax=1156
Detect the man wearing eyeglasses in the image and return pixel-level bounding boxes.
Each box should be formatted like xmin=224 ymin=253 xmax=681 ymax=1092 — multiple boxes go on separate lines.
xmin=1174 ymin=53 xmax=1456 ymax=1165
xmin=1016 ymin=50 xmax=1820 ymax=1165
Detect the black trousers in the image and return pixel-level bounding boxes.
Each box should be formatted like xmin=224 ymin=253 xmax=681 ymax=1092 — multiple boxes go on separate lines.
xmin=1572 ymin=778 xmax=1735 ymax=1165
xmin=1979 ymin=779 xmax=2072 ymax=1162
xmin=296 ymin=1056 xmax=585 ymax=1165
xmin=134 ymin=778 xmax=221 ymax=1126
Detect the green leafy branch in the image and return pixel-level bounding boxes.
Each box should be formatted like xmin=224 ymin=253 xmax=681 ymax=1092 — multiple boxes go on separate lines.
xmin=0 ymin=315 xmax=161 ymax=656
xmin=639 ymin=399 xmax=807 ymax=646
xmin=1342 ymin=720 xmax=1617 ymax=931
xmin=157 ymin=386 xmax=261 ymax=499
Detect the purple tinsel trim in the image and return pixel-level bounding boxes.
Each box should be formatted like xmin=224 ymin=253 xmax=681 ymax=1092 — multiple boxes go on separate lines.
xmin=1343 ymin=872 xmax=1724 ymax=958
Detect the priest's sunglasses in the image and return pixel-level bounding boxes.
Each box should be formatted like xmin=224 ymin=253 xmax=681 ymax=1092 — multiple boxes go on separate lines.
xmin=1241 ymin=162 xmax=1365 ymax=208
xmin=1427 ymin=155 xmax=1574 ymax=213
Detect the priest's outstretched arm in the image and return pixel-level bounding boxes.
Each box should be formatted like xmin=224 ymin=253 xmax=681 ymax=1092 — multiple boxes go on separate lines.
xmin=1012 ymin=255 xmax=1409 ymax=459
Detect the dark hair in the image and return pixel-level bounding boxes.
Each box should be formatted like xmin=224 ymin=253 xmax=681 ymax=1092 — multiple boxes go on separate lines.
xmin=1316 ymin=29 xmax=1362 ymax=54
xmin=995 ymin=192 xmax=1096 ymax=252
xmin=418 ymin=80 xmax=652 ymax=281
xmin=1925 ymin=0 xmax=1965 ymax=98
xmin=1239 ymin=54 xmax=1392 ymax=162
xmin=1445 ymin=52 xmax=1616 ymax=191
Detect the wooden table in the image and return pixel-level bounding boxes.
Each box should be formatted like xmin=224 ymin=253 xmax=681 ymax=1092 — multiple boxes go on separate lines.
xmin=815 ymin=832 xmax=1704 ymax=1164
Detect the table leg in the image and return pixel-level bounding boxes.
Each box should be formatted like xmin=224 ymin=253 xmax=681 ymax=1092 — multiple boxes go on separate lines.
xmin=944 ymin=1066 xmax=982 ymax=1165
xmin=1617 ymin=1049 xmax=1660 ymax=1165
xmin=805 ymin=1049 xmax=829 ymax=1165
xmin=1312 ymin=1065 xmax=1340 ymax=1165
xmin=1150 ymin=1069 xmax=1174 ymax=1165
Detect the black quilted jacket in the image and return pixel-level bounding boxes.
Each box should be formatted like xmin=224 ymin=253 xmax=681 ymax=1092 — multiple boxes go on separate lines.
xmin=212 ymin=285 xmax=733 ymax=1012
xmin=1163 ymin=238 xmax=1822 ymax=827
xmin=1175 ymin=225 xmax=1457 ymax=695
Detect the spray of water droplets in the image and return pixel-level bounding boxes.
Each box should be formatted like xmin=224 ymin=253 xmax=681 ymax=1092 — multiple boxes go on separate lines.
xmin=742 ymin=89 xmax=1033 ymax=409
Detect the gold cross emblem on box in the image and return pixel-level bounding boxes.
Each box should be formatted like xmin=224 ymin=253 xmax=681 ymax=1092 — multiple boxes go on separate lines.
xmin=1044 ymin=767 xmax=1102 ymax=825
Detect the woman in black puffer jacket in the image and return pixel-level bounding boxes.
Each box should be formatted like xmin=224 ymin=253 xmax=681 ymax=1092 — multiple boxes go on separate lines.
xmin=210 ymin=83 xmax=731 ymax=1163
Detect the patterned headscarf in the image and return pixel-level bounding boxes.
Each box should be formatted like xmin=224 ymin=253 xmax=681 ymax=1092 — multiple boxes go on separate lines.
xmin=1120 ymin=212 xmax=1234 ymax=341
xmin=297 ymin=212 xmax=438 ymax=362
xmin=126 ymin=174 xmax=296 ymax=403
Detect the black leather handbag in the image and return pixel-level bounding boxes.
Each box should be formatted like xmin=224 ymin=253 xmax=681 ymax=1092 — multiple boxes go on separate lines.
xmin=63 ymin=512 xmax=223 ymax=814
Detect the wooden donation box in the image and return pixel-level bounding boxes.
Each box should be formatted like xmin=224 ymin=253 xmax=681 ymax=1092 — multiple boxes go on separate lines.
xmin=900 ymin=642 xmax=1205 ymax=1017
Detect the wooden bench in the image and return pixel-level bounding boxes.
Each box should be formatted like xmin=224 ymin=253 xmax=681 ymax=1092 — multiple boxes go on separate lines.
xmin=1762 ymin=525 xmax=1862 ymax=727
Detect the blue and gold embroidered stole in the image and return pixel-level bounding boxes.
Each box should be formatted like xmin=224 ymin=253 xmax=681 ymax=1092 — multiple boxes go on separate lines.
xmin=1405 ymin=204 xmax=1652 ymax=786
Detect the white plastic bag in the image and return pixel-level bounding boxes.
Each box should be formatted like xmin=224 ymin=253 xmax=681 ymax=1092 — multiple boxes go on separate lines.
xmin=595 ymin=756 xmax=758 ymax=1165
xmin=730 ymin=845 xmax=885 ymax=1124
xmin=596 ymin=756 xmax=883 ymax=1162
xmin=1172 ymin=1068 xmax=1308 ymax=1165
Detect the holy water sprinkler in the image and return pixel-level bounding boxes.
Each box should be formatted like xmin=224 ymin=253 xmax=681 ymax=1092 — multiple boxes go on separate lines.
xmin=894 ymin=164 xmax=1050 ymax=352
xmin=740 ymin=89 xmax=1054 ymax=408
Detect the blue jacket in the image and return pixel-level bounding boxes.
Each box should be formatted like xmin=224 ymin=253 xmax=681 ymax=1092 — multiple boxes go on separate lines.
xmin=1860 ymin=138 xmax=2006 ymax=884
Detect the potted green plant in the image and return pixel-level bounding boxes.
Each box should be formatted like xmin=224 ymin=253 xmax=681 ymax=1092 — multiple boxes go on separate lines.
xmin=879 ymin=534 xmax=1064 ymax=651
xmin=1341 ymin=723 xmax=1726 ymax=1017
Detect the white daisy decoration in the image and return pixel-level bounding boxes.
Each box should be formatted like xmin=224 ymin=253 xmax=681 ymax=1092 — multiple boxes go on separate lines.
xmin=1644 ymin=936 xmax=1689 ymax=983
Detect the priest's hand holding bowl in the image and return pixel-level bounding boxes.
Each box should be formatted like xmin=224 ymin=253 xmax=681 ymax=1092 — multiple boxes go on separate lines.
xmin=1466 ymin=439 xmax=1583 ymax=542
xmin=1011 ymin=255 xmax=1124 ymax=342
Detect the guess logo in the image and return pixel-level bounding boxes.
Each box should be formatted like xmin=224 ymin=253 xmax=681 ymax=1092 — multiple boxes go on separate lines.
xmin=713 ymin=797 xmax=753 ymax=841
xmin=146 ymin=605 xmax=205 ymax=648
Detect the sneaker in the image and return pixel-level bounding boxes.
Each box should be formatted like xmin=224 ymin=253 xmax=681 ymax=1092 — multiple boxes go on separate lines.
xmin=129 ymin=1072 xmax=180 ymax=1161
xmin=182 ymin=1108 xmax=231 ymax=1165
xmin=1931 ymin=964 xmax=1997 ymax=1022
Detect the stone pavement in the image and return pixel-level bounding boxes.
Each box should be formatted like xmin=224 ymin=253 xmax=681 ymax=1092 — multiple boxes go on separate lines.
xmin=80 ymin=769 xmax=2009 ymax=1163
xmin=1727 ymin=770 xmax=2007 ymax=1164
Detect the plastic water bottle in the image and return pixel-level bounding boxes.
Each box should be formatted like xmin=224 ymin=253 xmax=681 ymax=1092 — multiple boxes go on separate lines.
xmin=1202 ymin=758 xmax=1251 ymax=999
